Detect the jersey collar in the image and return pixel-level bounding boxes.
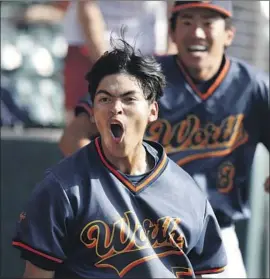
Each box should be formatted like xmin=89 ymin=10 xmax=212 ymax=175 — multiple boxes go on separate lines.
xmin=176 ymin=55 xmax=231 ymax=100
xmin=94 ymin=137 xmax=168 ymax=194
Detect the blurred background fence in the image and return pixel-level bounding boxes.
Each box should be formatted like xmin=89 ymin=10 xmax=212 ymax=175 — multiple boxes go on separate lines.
xmin=1 ymin=1 xmax=269 ymax=278
xmin=1 ymin=1 xmax=66 ymax=128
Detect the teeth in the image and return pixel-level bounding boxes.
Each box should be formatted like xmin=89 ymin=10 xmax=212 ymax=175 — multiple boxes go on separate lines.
xmin=188 ymin=45 xmax=207 ymax=51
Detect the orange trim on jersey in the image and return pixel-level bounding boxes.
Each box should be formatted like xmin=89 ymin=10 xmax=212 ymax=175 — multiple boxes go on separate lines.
xmin=176 ymin=57 xmax=231 ymax=100
xmin=77 ymin=102 xmax=92 ymax=116
xmin=172 ymin=3 xmax=232 ymax=18
xmin=94 ymin=138 xmax=167 ymax=193
xmin=98 ymin=250 xmax=183 ymax=277
xmin=177 ymin=135 xmax=248 ymax=166
xmin=195 ymin=266 xmax=226 ymax=275
xmin=12 ymin=241 xmax=63 ymax=263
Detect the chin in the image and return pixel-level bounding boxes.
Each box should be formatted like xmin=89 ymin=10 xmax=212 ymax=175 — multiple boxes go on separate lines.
xmin=182 ymin=53 xmax=206 ymax=67
xmin=187 ymin=60 xmax=208 ymax=73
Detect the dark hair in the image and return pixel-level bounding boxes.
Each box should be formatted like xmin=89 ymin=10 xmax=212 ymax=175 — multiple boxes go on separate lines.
xmin=170 ymin=9 xmax=233 ymax=31
xmin=85 ymin=36 xmax=166 ymax=104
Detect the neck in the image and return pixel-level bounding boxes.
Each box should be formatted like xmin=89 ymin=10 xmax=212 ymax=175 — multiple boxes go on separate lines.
xmin=102 ymin=141 xmax=152 ymax=175
xmin=178 ymin=55 xmax=224 ymax=81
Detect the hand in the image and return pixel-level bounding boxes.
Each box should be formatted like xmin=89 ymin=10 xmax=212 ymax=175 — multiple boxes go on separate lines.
xmin=264 ymin=176 xmax=270 ymax=193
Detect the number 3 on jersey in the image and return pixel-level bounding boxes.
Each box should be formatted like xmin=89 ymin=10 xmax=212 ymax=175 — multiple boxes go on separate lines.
xmin=217 ymin=161 xmax=235 ymax=193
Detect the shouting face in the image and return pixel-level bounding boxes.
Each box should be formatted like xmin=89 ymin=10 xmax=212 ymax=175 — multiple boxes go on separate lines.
xmin=92 ymin=73 xmax=158 ymax=158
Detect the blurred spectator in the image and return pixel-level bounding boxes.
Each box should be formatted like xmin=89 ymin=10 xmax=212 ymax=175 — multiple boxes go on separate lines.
xmin=1 ymin=2 xmax=67 ymax=128
xmin=21 ymin=3 xmax=66 ymax=24
xmin=61 ymin=0 xmax=175 ymax=123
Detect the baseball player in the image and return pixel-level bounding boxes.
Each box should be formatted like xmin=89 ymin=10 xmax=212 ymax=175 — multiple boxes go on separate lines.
xmin=58 ymin=1 xmax=270 ymax=278
xmin=12 ymin=39 xmax=227 ymax=278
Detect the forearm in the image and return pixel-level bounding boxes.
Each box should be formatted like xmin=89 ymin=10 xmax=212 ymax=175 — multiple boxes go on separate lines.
xmin=23 ymin=261 xmax=54 ymax=278
xmin=77 ymin=0 xmax=108 ymax=63
xmin=59 ymin=113 xmax=98 ymax=156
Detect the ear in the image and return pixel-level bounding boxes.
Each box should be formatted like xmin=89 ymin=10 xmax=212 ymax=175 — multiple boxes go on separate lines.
xmin=91 ymin=116 xmax=95 ymax=123
xmin=148 ymin=101 xmax=158 ymax=123
xmin=90 ymin=109 xmax=96 ymax=123
xmin=224 ymin=26 xmax=236 ymax=48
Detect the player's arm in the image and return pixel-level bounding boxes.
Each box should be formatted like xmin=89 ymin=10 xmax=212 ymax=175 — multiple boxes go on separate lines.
xmin=12 ymin=172 xmax=72 ymax=277
xmin=255 ymin=71 xmax=270 ymax=151
xmin=189 ymin=200 xmax=227 ymax=276
xmin=59 ymin=96 xmax=99 ymax=156
xmin=23 ymin=261 xmax=54 ymax=278
xmin=59 ymin=112 xmax=97 ymax=156
xmin=255 ymin=72 xmax=270 ymax=192
xmin=77 ymin=0 xmax=108 ymax=63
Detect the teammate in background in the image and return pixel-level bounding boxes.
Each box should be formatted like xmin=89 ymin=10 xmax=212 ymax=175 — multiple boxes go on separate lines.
xmin=58 ymin=1 xmax=270 ymax=277
xmin=62 ymin=0 xmax=176 ymax=124
xmin=12 ymin=39 xmax=227 ymax=278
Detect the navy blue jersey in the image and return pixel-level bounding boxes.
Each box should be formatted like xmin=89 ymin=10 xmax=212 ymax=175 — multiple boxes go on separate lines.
xmin=75 ymin=55 xmax=269 ymax=227
xmin=13 ymin=139 xmax=226 ymax=278
xmin=147 ymin=55 xmax=269 ymax=227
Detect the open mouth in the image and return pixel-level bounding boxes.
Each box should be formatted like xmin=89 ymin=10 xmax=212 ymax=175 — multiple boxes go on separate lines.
xmin=187 ymin=45 xmax=208 ymax=52
xmin=110 ymin=123 xmax=124 ymax=142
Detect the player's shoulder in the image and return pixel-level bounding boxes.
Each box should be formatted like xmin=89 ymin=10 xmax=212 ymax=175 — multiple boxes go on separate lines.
xmin=143 ymin=140 xmax=164 ymax=162
xmin=164 ymin=158 xmax=209 ymax=225
xmin=167 ymin=157 xmax=207 ymax=199
xmin=155 ymin=54 xmax=186 ymax=87
xmin=144 ymin=140 xmax=207 ymax=206
xmin=155 ymin=54 xmax=175 ymax=68
xmin=230 ymin=57 xmax=269 ymax=103
xmin=229 ymin=56 xmax=269 ymax=87
xmin=46 ymin=140 xmax=98 ymax=191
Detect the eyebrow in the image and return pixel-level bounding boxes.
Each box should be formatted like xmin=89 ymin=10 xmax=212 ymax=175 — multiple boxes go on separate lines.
xmin=95 ymin=90 xmax=138 ymax=97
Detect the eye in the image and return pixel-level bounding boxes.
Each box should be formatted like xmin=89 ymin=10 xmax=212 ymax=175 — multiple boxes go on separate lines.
xmin=124 ymin=96 xmax=136 ymax=103
xmin=182 ymin=20 xmax=192 ymax=26
xmin=99 ymin=96 xmax=110 ymax=103
xmin=204 ymin=21 xmax=212 ymax=27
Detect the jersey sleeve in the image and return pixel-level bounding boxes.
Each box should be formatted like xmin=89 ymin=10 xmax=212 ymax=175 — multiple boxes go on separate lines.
xmin=188 ymin=200 xmax=227 ymax=275
xmin=75 ymin=94 xmax=93 ymax=117
xmin=12 ymin=171 xmax=74 ymax=271
xmin=255 ymin=71 xmax=270 ymax=151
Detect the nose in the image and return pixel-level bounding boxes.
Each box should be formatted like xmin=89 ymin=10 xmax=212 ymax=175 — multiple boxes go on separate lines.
xmin=191 ymin=25 xmax=206 ymax=39
xmin=110 ymin=99 xmax=123 ymax=115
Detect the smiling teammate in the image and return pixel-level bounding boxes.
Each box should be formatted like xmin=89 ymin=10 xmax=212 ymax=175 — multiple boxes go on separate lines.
xmin=58 ymin=1 xmax=270 ymax=277
xmin=12 ymin=39 xmax=227 ymax=278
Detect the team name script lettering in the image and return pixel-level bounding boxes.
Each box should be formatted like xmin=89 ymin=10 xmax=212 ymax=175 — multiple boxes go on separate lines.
xmin=146 ymin=114 xmax=248 ymax=164
xmin=80 ymin=211 xmax=185 ymax=277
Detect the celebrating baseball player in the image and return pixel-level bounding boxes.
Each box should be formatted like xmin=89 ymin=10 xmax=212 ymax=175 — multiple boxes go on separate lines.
xmin=59 ymin=1 xmax=270 ymax=278
xmin=12 ymin=38 xmax=227 ymax=278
